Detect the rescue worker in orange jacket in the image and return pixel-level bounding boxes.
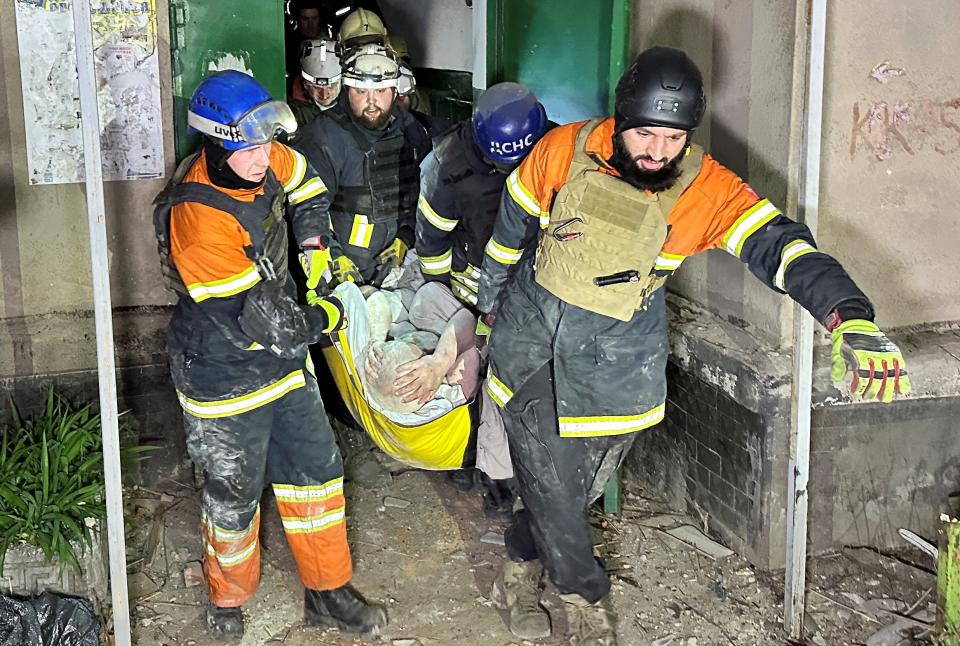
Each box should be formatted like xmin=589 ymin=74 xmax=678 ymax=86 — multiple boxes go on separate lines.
xmin=477 ymin=48 xmax=911 ymax=644
xmin=155 ymin=70 xmax=386 ymax=640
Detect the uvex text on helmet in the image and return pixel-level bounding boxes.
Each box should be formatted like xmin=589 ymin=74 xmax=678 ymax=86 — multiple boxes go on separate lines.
xmin=472 ymin=82 xmax=548 ymax=166
xmin=614 ymin=47 xmax=705 ymax=134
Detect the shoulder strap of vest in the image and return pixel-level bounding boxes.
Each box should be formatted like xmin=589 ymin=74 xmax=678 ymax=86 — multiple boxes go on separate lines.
xmin=655 ymin=142 xmax=705 ymax=215
xmin=564 ymin=117 xmax=607 ymax=183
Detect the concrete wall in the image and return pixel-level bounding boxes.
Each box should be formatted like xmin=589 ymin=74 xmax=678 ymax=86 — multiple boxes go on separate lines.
xmin=819 ymin=0 xmax=960 ymax=329
xmin=631 ymin=0 xmax=960 ymax=337
xmin=631 ymin=0 xmax=798 ymax=347
xmin=378 ymin=0 xmax=474 ymax=72
xmin=0 ymin=3 xmax=181 ymax=482
xmin=0 ymin=1 xmax=175 ymax=380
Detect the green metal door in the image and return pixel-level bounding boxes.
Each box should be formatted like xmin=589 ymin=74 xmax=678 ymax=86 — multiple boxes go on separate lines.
xmin=487 ymin=0 xmax=630 ymax=123
xmin=169 ymin=0 xmax=287 ymax=162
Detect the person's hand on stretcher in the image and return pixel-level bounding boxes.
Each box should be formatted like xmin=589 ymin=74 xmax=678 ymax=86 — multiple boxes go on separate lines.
xmin=364 ymin=324 xmax=461 ymax=407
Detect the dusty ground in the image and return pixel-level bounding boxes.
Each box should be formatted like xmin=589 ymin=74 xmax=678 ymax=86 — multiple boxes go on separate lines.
xmin=118 ymin=427 xmax=938 ymax=646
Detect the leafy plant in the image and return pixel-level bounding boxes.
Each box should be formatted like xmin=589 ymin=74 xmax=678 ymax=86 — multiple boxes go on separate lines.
xmin=0 ymin=388 xmax=152 ymax=573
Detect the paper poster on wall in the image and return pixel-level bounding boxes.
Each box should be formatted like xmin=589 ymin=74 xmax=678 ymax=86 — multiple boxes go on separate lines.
xmin=14 ymin=0 xmax=164 ymax=185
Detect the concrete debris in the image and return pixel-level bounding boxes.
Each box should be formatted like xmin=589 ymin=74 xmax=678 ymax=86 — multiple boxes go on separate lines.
xmin=634 ymin=513 xmax=682 ymax=529
xmin=127 ymin=571 xmax=160 ymax=601
xmin=898 ymin=527 xmax=938 ymax=562
xmin=383 ymin=496 xmax=411 ymax=509
xmin=650 ymin=635 xmax=675 ymax=645
xmin=479 ymin=531 xmax=505 ymax=546
xmin=392 ymin=639 xmax=421 ymax=646
xmin=182 ymin=561 xmax=204 ymax=588
xmin=663 ymin=525 xmax=734 ymax=560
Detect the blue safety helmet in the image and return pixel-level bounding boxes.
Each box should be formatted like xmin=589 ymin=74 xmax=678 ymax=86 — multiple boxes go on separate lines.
xmin=472 ymin=82 xmax=548 ymax=166
xmin=188 ymin=70 xmax=298 ymax=151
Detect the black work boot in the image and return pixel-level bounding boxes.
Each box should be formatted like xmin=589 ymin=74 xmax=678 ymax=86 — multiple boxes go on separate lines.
xmin=482 ymin=476 xmax=517 ymax=522
xmin=446 ymin=467 xmax=478 ymax=492
xmin=304 ymin=585 xmax=387 ymax=635
xmin=206 ymin=603 xmax=244 ymax=641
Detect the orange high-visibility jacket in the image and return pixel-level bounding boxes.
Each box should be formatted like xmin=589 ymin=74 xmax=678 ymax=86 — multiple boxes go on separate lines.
xmin=478 ymin=118 xmax=871 ymax=438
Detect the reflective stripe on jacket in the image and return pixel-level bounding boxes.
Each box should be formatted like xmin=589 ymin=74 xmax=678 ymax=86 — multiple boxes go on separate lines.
xmin=480 ymin=117 xmax=872 ymax=437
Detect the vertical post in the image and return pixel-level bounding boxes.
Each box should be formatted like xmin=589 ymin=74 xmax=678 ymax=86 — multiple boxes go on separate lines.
xmin=937 ymin=514 xmax=960 ymax=644
xmin=783 ymin=0 xmax=827 ymax=639
xmin=71 ymin=1 xmax=131 ymax=644
xmin=606 ymin=0 xmax=631 ymax=112
xmin=601 ymin=0 xmax=632 ymax=517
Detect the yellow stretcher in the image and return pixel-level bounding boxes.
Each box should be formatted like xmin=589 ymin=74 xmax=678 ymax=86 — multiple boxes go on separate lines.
xmin=321 ymin=329 xmax=477 ymax=471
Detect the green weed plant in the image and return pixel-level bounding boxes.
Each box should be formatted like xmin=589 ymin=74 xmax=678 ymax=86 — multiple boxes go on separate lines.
xmin=0 ymin=389 xmax=151 ymax=573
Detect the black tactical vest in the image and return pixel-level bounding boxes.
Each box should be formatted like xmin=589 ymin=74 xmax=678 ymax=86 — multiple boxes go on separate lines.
xmin=328 ymin=110 xmax=420 ymax=225
xmin=152 ymin=153 xmax=288 ymax=295
xmin=434 ymin=124 xmax=506 ymax=271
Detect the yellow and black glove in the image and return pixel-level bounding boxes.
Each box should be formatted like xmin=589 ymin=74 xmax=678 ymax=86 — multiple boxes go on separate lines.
xmin=306 ymin=291 xmax=348 ymax=334
xmin=299 ymin=248 xmax=331 ymax=291
xmin=331 ymin=255 xmax=362 ymax=285
xmin=830 ymin=319 xmax=910 ymax=403
xmin=299 ymin=238 xmax=332 ymax=291
xmin=377 ymin=238 xmax=408 ymax=270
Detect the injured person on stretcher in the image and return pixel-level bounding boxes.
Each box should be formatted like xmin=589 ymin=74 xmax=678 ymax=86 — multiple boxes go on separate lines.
xmin=328 ymin=256 xmax=514 ymax=498
xmin=365 ymin=280 xmax=480 ymax=415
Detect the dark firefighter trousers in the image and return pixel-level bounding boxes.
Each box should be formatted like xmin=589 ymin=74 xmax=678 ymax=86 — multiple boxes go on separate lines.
xmin=502 ymin=363 xmax=636 ymax=604
xmin=181 ymin=374 xmax=352 ymax=607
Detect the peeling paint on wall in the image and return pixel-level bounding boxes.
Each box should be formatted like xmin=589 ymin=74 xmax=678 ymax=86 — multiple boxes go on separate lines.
xmin=204 ymin=51 xmax=253 ymax=75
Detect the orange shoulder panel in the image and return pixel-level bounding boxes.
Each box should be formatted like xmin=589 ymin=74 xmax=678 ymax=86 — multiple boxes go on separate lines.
xmin=663 ymin=153 xmax=766 ymax=255
xmin=170 ymin=154 xmax=256 ymax=288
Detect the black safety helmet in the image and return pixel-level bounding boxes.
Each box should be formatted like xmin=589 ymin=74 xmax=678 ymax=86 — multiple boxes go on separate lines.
xmin=614 ymin=47 xmax=705 ymax=135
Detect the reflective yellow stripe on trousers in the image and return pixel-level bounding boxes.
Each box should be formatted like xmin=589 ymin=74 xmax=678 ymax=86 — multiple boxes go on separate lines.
xmin=558 ymin=404 xmax=665 ymax=438
xmin=177 ymin=370 xmax=306 ymax=418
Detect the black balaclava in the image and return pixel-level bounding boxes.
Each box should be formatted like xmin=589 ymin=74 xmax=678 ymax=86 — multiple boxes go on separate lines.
xmin=203 ymin=137 xmax=263 ymax=190
xmin=608 ymin=133 xmax=687 ymax=193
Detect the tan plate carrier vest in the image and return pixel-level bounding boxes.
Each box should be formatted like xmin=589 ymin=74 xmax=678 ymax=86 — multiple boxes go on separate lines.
xmin=534 ymin=118 xmax=703 ymax=322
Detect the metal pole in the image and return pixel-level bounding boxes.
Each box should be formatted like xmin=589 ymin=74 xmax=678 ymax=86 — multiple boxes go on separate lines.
xmin=71 ymin=1 xmax=131 ymax=644
xmin=784 ymin=0 xmax=827 ymax=639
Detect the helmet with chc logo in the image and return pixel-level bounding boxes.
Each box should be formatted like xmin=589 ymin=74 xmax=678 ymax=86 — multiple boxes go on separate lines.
xmin=471 ymin=82 xmax=548 ymax=166
xmin=187 ymin=70 xmax=297 ymax=151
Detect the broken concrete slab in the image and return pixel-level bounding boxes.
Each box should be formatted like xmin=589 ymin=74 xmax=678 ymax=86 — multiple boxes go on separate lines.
xmin=664 ymin=525 xmax=734 ymax=559
xmin=479 ymin=532 xmax=505 ymax=547
xmin=127 ymin=572 xmax=160 ymax=601
xmin=383 ymin=496 xmax=411 ymax=509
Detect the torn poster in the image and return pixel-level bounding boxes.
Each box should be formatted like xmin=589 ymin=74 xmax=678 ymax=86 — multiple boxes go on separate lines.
xmin=14 ymin=0 xmax=164 ymax=185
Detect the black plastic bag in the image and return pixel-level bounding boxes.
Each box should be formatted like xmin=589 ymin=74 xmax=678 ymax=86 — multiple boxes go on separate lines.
xmin=0 ymin=591 xmax=100 ymax=646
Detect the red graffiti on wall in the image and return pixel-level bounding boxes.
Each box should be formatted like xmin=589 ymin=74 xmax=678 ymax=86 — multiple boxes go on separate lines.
xmin=850 ymin=99 xmax=960 ymax=160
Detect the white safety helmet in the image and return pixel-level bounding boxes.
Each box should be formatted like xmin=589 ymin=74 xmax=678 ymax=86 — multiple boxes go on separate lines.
xmin=396 ymin=63 xmax=416 ymax=97
xmin=300 ymin=39 xmax=341 ymax=86
xmin=341 ymin=45 xmax=399 ymax=90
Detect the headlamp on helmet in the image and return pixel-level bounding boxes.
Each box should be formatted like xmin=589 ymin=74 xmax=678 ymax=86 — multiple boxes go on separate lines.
xmin=341 ymin=45 xmax=400 ymax=90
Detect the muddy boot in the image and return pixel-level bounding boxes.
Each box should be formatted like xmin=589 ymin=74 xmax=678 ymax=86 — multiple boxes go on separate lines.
xmin=206 ymin=603 xmax=244 ymax=641
xmin=559 ymin=592 xmax=617 ymax=645
xmin=304 ymin=585 xmax=387 ymax=635
xmin=489 ymin=561 xmax=551 ymax=639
